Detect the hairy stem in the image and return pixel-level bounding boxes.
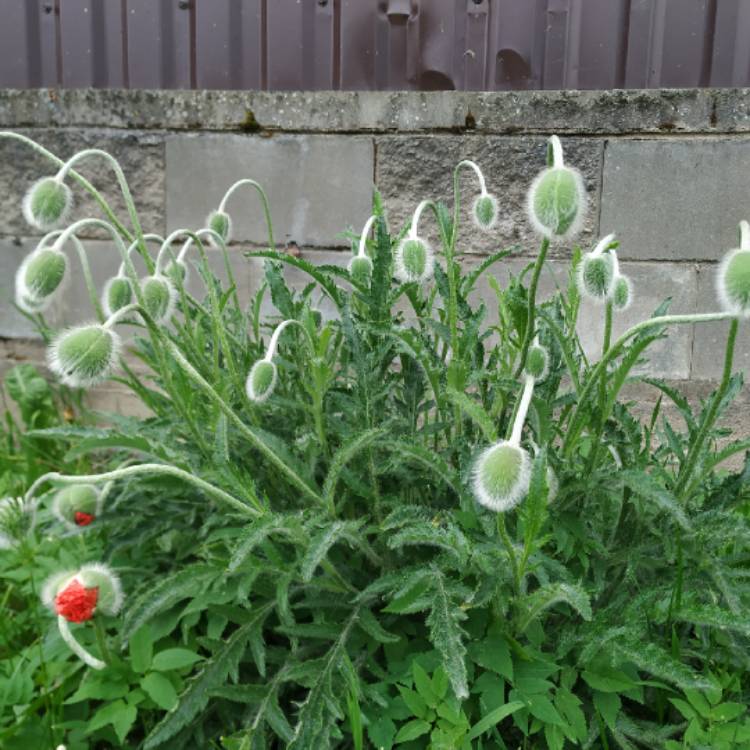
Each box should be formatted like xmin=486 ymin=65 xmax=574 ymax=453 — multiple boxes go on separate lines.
xmin=516 ymin=237 xmax=550 ymax=377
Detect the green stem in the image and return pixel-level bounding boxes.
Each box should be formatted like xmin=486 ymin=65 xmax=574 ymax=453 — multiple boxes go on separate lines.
xmin=515 ymin=237 xmax=550 ymax=377
xmin=25 ymin=463 xmax=260 ymax=517
xmin=70 ymin=236 xmax=105 ymax=322
xmin=219 ymin=179 xmax=275 ymax=250
xmin=0 ymin=132 xmax=135 ymax=246
xmin=602 ymin=301 xmax=613 ymax=356
xmin=674 ymin=318 xmax=739 ymax=497
xmin=563 ymin=311 xmax=737 ymax=457
xmin=93 ymin=617 xmax=113 ymax=665
xmin=497 ymin=514 xmax=521 ymax=597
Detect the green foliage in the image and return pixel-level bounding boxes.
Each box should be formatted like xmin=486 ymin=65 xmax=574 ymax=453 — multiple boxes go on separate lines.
xmin=2 ymin=134 xmax=750 ymax=749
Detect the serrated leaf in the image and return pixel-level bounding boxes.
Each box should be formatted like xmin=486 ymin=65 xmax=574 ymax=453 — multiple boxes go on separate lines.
xmin=519 ymin=582 xmax=592 ymax=632
xmin=426 ymin=569 xmax=468 ymax=700
xmin=357 ymin=608 xmax=400 ymax=643
xmin=322 ymin=428 xmax=385 ymax=506
xmin=300 ymin=520 xmax=361 ymax=582
xmin=144 ymin=602 xmax=273 ymax=748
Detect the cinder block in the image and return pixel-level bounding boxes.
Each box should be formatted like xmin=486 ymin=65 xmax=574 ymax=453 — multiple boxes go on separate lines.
xmin=466 ymin=256 xmax=696 ymax=379
xmin=375 ymin=135 xmax=603 ymax=259
xmin=0 ymin=129 xmax=165 ymax=239
xmin=600 ymin=139 xmax=750 ymax=261
xmin=690 ymin=263 xmax=750 ymax=380
xmin=166 ymin=134 xmax=374 ymax=248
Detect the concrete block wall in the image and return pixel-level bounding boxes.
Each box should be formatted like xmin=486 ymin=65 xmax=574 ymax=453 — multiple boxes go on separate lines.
xmin=1 ymin=88 xmax=750 ymax=414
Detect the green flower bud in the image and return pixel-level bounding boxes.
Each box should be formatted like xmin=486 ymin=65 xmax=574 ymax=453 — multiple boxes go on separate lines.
xmin=52 ymin=484 xmax=102 ymax=529
xmin=348 ymin=254 xmax=373 ymax=284
xmin=578 ymin=252 xmax=615 ymax=301
xmin=48 ymin=324 xmax=120 ymax=388
xmin=206 ymin=210 xmax=232 ymax=245
xmin=394 ymin=237 xmax=434 ymax=284
xmin=717 ymin=248 xmax=750 ymax=316
xmin=18 ymin=247 xmax=67 ymax=300
xmin=102 ymin=276 xmax=133 ymax=318
xmin=612 ymin=274 xmax=633 ymax=311
xmin=164 ymin=258 xmax=189 ymax=285
xmin=473 ymin=193 xmax=499 ymax=231
xmin=472 ymin=441 xmax=531 ymax=512
xmin=525 ymin=343 xmax=549 ymax=382
xmin=141 ymin=275 xmax=177 ymax=323
xmin=77 ymin=563 xmax=124 ymax=615
xmin=528 ymin=167 xmax=586 ymax=240
xmin=246 ymin=359 xmax=277 ymax=403
xmin=23 ymin=177 xmax=73 ymax=231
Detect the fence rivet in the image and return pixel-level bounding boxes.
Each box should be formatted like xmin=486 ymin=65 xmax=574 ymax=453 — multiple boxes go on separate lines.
xmin=43 ymin=3 xmax=53 ymax=13
xmin=471 ymin=0 xmax=483 ymax=4
xmin=178 ymin=0 xmax=190 ymax=9
xmin=318 ymin=0 xmax=328 ymax=5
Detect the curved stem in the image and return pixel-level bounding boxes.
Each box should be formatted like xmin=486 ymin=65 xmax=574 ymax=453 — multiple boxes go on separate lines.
xmin=57 ymin=616 xmax=105 ymax=670
xmin=218 ymin=178 xmax=275 ymax=250
xmin=549 ymin=135 xmax=564 ymax=169
xmin=69 ymin=236 xmax=105 ymax=322
xmin=515 ymin=237 xmax=550 ymax=377
xmin=0 ymin=132 xmax=134 ymax=245
xmin=563 ymin=311 xmax=738 ymax=456
xmin=25 ymin=463 xmax=260 ymax=518
xmin=510 ymin=375 xmax=535 ymax=447
xmin=55 ymin=148 xmax=148 ymax=268
xmin=674 ymin=318 xmax=739 ymax=496
xmin=410 ymin=200 xmax=432 ymax=239
xmin=740 ymin=220 xmax=750 ymax=251
xmin=455 ymin=159 xmax=487 ymax=195
xmin=592 ymin=233 xmax=616 ymax=257
xmin=265 ymin=319 xmax=307 ymax=361
xmin=357 ymin=215 xmax=377 ymax=257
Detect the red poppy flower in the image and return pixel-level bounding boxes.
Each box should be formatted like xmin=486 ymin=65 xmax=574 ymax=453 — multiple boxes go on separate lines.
xmin=55 ymin=579 xmax=99 ymax=623
xmin=74 ymin=511 xmax=95 ymax=526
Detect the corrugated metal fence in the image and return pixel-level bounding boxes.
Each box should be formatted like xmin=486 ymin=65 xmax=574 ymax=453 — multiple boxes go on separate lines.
xmin=1 ymin=0 xmax=748 ymax=91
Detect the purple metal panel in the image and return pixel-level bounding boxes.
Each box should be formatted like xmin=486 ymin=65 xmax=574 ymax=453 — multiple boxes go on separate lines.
xmin=194 ymin=0 xmax=261 ymax=90
xmin=0 ymin=0 xmax=57 ymax=87
xmin=59 ymin=0 xmax=124 ymax=88
xmin=3 ymin=0 xmax=750 ymax=92
xmin=125 ymin=0 xmax=191 ymax=89
xmin=266 ymin=0 xmax=334 ymax=90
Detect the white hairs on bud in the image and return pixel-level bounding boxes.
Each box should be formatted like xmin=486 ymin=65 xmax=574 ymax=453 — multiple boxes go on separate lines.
xmin=141 ymin=274 xmax=178 ymax=323
xmin=47 ymin=323 xmax=121 ymax=389
xmin=14 ymin=247 xmax=68 ymax=312
xmin=245 ymin=360 xmax=278 ymax=403
xmin=78 ymin=562 xmax=124 ymax=615
xmin=472 ymin=441 xmax=532 ymax=513
xmin=472 ymin=192 xmax=499 ymax=232
xmin=525 ymin=166 xmax=587 ymax=242
xmin=22 ymin=177 xmax=73 ymax=231
xmin=394 ymin=236 xmax=435 ymax=284
xmin=716 ymin=247 xmax=750 ymax=318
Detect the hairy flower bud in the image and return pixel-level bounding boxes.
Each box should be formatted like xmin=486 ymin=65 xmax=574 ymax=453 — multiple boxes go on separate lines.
xmin=164 ymin=258 xmax=189 ymax=285
xmin=579 ymin=252 xmax=615 ymax=301
xmin=473 ymin=193 xmax=499 ymax=232
xmin=48 ymin=324 xmax=120 ymax=388
xmin=348 ymin=254 xmax=374 ymax=284
xmin=141 ymin=274 xmax=177 ymax=323
xmin=394 ymin=237 xmax=434 ymax=284
xmin=525 ymin=343 xmax=549 ymax=382
xmin=612 ymin=274 xmax=633 ymax=311
xmin=717 ymin=248 xmax=750 ymax=317
xmin=23 ymin=177 xmax=73 ymax=231
xmin=102 ymin=276 xmax=133 ymax=318
xmin=17 ymin=247 xmax=67 ymax=301
xmin=206 ymin=210 xmax=232 ymax=246
xmin=526 ymin=136 xmax=586 ymax=241
xmin=53 ymin=484 xmax=103 ymax=529
xmin=472 ymin=441 xmax=532 ymax=512
xmin=43 ymin=563 xmax=123 ymax=622
xmin=246 ymin=359 xmax=277 ymax=403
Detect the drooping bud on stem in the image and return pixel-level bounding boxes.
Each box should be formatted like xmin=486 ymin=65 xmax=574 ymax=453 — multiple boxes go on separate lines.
xmin=717 ymin=220 xmax=750 ymax=317
xmin=206 ymin=209 xmax=232 ymax=246
xmin=23 ymin=177 xmax=73 ymax=231
xmin=394 ymin=201 xmax=435 ymax=284
xmin=16 ymin=244 xmax=68 ymax=308
xmin=578 ymin=233 xmax=617 ymax=302
xmin=53 ymin=484 xmax=104 ymax=529
xmin=526 ymin=135 xmax=587 ymax=241
xmin=41 ymin=563 xmax=123 ymax=670
xmin=472 ymin=375 xmax=535 ymax=512
xmin=348 ymin=215 xmax=376 ymax=283
xmin=48 ymin=321 xmax=122 ymax=388
xmin=246 ymin=319 xmax=303 ymax=403
xmin=458 ymin=160 xmax=499 ymax=231
xmin=140 ymin=274 xmax=177 ymax=323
